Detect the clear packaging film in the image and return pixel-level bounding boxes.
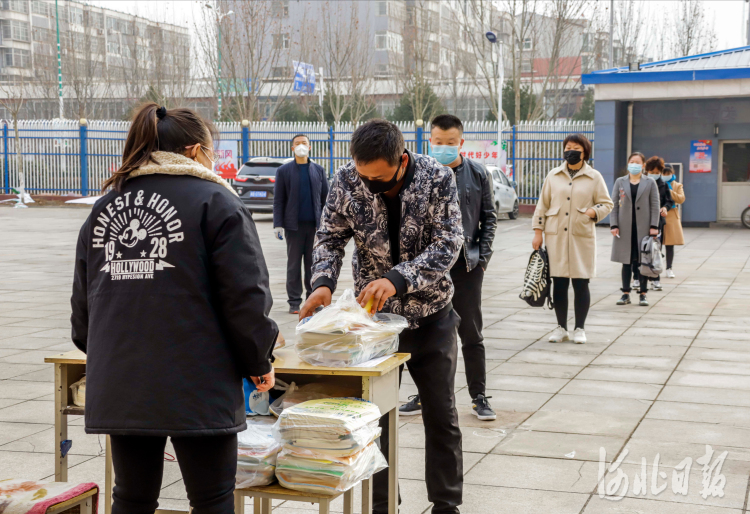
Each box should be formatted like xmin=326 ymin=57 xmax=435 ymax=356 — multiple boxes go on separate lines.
xmin=269 ymin=382 xmax=360 ymax=418
xmin=274 ymin=398 xmax=382 ymax=456
xmin=236 ymin=417 xmax=281 ymax=488
xmin=275 ymin=441 xmax=387 ymax=494
xmin=295 ymin=289 xmax=408 ymax=367
xmin=70 ymin=376 xmax=86 ymax=407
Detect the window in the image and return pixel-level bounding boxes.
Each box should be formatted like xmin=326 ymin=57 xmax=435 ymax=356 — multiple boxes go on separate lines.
xmin=88 ymin=11 xmax=104 ymax=30
xmin=272 ymin=66 xmax=289 ymax=78
xmin=107 ymin=38 xmax=121 ymax=55
xmin=32 ymin=0 xmax=50 ymax=16
xmin=521 ymin=58 xmax=532 ymax=73
xmin=272 ymin=0 xmax=289 ymax=17
xmin=522 ymin=37 xmax=532 ymax=51
xmin=69 ymin=6 xmax=83 ymax=25
xmin=374 ymin=63 xmax=389 ymax=77
xmin=2 ymin=20 xmax=30 ymax=42
xmin=582 ymin=33 xmax=590 ymax=53
xmin=374 ymin=31 xmax=402 ymax=53
xmin=1 ymin=0 xmax=29 ymax=14
xmin=272 ymin=33 xmax=290 ymax=49
xmin=376 ymin=1 xmax=387 ymax=16
xmin=3 ymin=48 xmax=31 ymax=68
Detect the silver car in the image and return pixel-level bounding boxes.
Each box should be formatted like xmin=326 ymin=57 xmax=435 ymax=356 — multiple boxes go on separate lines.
xmin=486 ymin=165 xmax=519 ymax=219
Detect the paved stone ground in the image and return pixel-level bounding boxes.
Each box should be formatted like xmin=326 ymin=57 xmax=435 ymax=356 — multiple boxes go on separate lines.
xmin=1 ymin=204 xmax=749 ymax=514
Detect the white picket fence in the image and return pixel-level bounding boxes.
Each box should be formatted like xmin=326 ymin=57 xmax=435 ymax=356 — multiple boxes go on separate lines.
xmin=0 ymin=119 xmax=593 ymax=203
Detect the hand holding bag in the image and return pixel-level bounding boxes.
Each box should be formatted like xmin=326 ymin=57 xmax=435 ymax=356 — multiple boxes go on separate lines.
xmin=519 ymin=248 xmax=554 ymax=309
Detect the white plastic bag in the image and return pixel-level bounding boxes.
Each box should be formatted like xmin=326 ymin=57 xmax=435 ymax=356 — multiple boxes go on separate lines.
xmin=236 ymin=417 xmax=281 ymax=488
xmin=275 ymin=441 xmax=387 ymax=494
xmin=269 ymin=382 xmax=362 ymax=417
xmin=295 ymin=289 xmax=408 ymax=367
xmin=274 ymin=398 xmax=382 ymax=455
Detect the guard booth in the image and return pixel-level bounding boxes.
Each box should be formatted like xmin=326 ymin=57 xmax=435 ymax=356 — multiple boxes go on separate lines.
xmin=583 ymin=46 xmax=750 ymax=224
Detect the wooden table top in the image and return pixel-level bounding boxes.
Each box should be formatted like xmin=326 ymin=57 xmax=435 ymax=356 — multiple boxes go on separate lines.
xmin=45 ymin=348 xmax=410 ymax=377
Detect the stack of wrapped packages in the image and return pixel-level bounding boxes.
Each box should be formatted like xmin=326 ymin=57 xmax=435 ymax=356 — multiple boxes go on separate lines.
xmin=296 ymin=289 xmax=408 ymax=367
xmin=273 ymin=397 xmax=387 ymax=494
xmin=236 ymin=417 xmax=281 ymax=488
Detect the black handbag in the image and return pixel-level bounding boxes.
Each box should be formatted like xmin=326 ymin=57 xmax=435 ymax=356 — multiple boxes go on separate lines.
xmin=519 ymin=248 xmax=554 ymax=309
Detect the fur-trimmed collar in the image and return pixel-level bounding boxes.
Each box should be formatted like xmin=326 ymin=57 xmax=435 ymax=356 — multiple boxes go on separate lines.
xmin=127 ymin=151 xmax=238 ymax=196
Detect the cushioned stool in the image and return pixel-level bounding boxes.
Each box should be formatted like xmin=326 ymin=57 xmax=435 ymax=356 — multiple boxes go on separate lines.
xmin=0 ymin=480 xmax=98 ymax=514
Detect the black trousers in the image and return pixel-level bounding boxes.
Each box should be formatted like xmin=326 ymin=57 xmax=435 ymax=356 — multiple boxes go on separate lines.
xmin=110 ymin=434 xmax=237 ymax=514
xmin=450 ymin=257 xmax=486 ymax=399
xmin=373 ymin=310 xmax=463 ymax=514
xmin=666 ymin=245 xmax=674 ymax=269
xmin=285 ymin=222 xmax=316 ymax=307
xmin=551 ymin=277 xmax=590 ymax=330
xmin=622 ymin=264 xmax=648 ymax=293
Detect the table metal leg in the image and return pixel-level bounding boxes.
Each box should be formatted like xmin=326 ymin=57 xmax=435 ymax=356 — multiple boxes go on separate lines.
xmin=319 ymin=498 xmax=330 ymax=514
xmin=388 ymin=407 xmax=399 ymax=514
xmin=105 ymin=435 xmax=114 ymax=514
xmin=54 ymin=363 xmax=68 ymax=482
xmin=343 ymin=488 xmax=354 ymax=514
xmin=252 ymin=496 xmax=261 ymax=514
xmin=261 ymin=497 xmax=271 ymax=514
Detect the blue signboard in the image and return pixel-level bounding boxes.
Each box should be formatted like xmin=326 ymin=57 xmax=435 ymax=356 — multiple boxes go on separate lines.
xmin=293 ymin=61 xmax=316 ymax=94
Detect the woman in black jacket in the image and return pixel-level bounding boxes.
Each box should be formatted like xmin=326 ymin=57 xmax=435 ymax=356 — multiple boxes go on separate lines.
xmin=71 ymin=103 xmax=278 ymax=514
xmin=644 ymin=155 xmax=672 ymax=291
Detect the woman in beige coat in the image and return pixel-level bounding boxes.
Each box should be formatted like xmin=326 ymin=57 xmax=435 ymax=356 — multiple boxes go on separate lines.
xmin=532 ymin=134 xmax=613 ymax=344
xmin=661 ymin=165 xmax=685 ymax=278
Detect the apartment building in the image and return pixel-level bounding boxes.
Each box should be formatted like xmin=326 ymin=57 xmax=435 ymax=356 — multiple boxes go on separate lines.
xmin=0 ymin=0 xmax=191 ymax=118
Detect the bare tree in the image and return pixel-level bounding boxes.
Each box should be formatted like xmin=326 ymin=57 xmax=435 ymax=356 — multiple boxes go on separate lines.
xmin=195 ymin=1 xmax=300 ymax=121
xmin=668 ymin=0 xmax=717 ymax=58
xmin=527 ymin=0 xmax=590 ymax=121
xmin=61 ymin=7 xmax=111 ymax=119
xmin=0 ymin=75 xmax=32 ymax=205
xmin=395 ymin=0 xmax=443 ymax=122
xmin=315 ymin=1 xmax=359 ymax=122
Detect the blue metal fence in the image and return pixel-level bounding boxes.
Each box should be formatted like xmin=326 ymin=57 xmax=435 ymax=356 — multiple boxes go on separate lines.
xmin=1 ymin=119 xmax=593 ymax=203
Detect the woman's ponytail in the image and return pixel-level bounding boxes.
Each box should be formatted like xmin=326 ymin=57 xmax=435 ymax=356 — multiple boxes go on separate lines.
xmin=102 ymin=102 xmax=216 ymax=192
xmin=103 ymin=103 xmax=160 ymax=192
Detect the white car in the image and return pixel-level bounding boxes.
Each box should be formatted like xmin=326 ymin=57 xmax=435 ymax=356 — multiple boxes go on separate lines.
xmin=486 ymin=165 xmax=519 ymax=219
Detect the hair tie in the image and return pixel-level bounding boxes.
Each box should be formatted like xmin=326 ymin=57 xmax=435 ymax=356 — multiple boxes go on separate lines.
xmin=155 ymin=106 xmax=167 ymax=120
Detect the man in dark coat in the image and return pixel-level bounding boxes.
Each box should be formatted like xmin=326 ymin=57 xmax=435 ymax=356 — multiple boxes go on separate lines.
xmin=300 ymin=120 xmax=465 ymax=514
xmin=400 ymin=114 xmax=498 ymax=421
xmin=273 ymin=134 xmax=329 ymax=314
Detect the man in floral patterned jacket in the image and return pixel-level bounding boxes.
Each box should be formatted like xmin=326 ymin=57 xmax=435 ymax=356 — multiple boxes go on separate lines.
xmin=299 ymin=119 xmax=465 ymax=514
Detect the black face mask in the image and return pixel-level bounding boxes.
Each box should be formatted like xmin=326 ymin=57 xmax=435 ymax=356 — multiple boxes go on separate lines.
xmin=361 ymin=163 xmax=404 ymax=194
xmin=564 ymin=150 xmax=582 ymax=165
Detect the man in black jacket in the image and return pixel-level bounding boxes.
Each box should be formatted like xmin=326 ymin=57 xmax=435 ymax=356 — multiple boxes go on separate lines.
xmin=300 ymin=120 xmax=464 ymax=514
xmin=400 ymin=114 xmax=498 ymax=421
xmin=273 ymin=134 xmax=329 ymax=314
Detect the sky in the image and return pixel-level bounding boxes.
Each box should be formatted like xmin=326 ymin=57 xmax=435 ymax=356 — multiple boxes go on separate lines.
xmin=88 ymin=0 xmax=749 ymax=55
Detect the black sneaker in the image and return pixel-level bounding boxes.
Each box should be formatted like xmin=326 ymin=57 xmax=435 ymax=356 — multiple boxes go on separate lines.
xmin=616 ymin=294 xmax=631 ymax=305
xmin=399 ymin=395 xmax=422 ymax=416
xmin=289 ymin=305 xmax=300 ymax=315
xmin=639 ymin=294 xmax=649 ymax=306
xmin=472 ymin=394 xmax=496 ymax=421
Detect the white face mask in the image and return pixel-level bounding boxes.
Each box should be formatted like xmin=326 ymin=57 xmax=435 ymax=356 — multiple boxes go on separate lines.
xmin=294 ymin=144 xmax=309 ymax=158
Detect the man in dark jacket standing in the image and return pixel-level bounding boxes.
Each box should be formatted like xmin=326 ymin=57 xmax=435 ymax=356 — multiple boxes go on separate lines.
xmin=273 ymin=134 xmax=329 ymax=314
xmin=300 ymin=120 xmax=465 ymax=514
xmin=400 ymin=114 xmax=498 ymax=421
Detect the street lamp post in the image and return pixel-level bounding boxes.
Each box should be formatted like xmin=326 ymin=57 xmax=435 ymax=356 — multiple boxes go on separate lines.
xmin=485 ymin=31 xmax=503 ymax=160
xmin=205 ymin=4 xmax=234 ymax=120
xmin=55 ymin=0 xmax=63 ymax=118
